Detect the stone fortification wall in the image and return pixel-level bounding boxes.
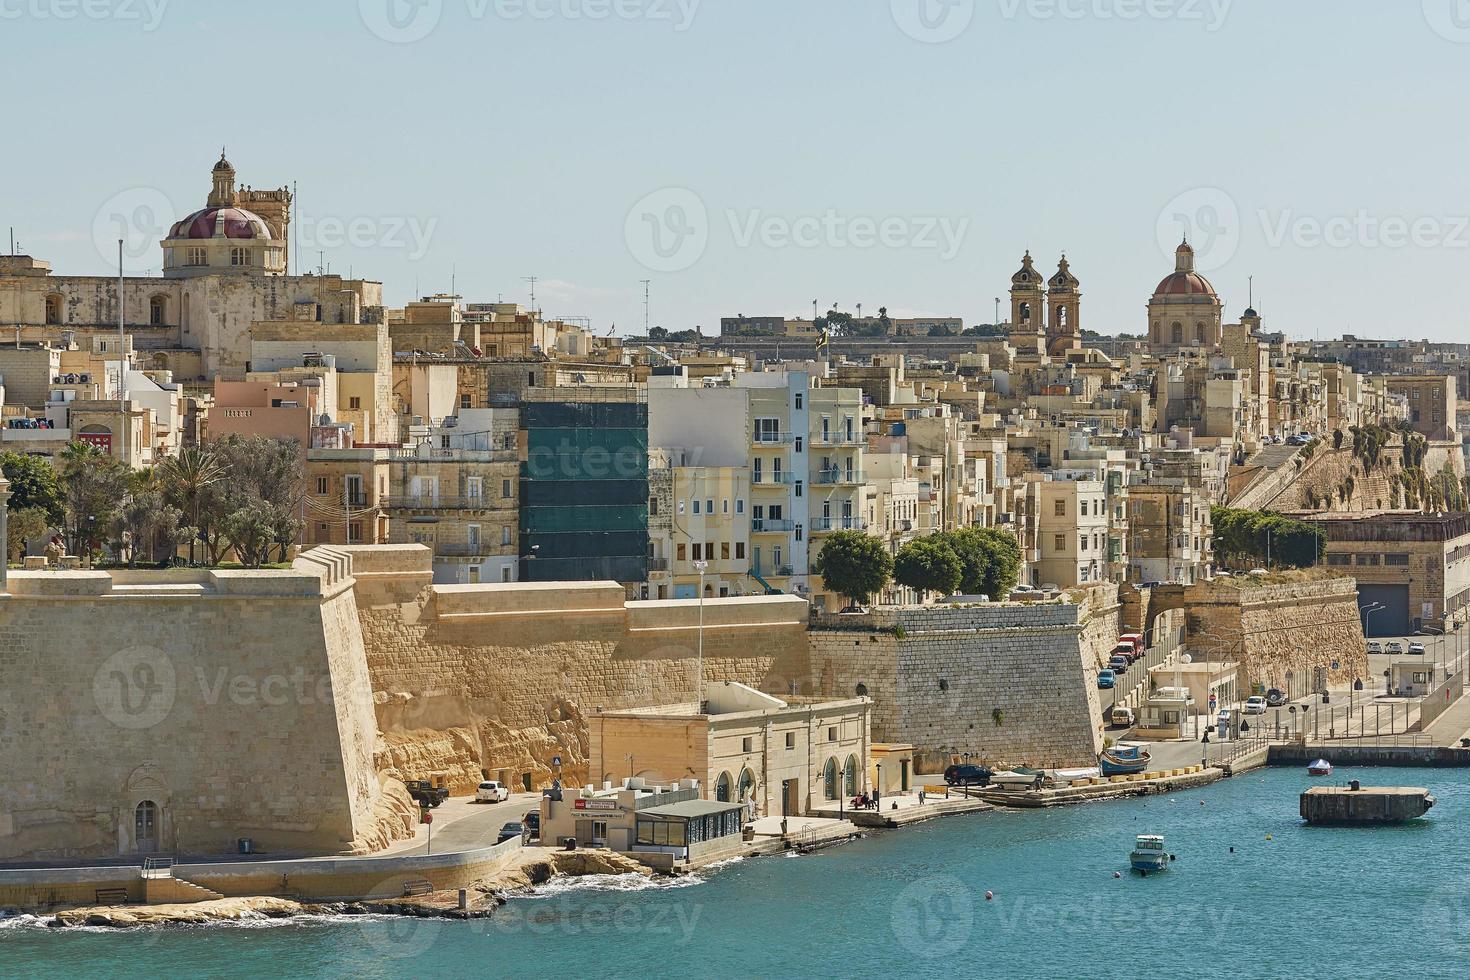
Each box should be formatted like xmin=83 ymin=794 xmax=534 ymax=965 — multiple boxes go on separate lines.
xmin=806 ymin=585 xmax=1119 ymax=770
xmin=0 ymin=552 xmax=392 ymax=862
xmin=337 ymin=546 xmax=813 ymax=795
xmin=1152 ymin=576 xmax=1367 ymax=692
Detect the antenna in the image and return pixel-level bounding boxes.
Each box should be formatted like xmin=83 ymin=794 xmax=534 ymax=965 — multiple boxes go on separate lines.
xmin=292 ymin=181 xmax=298 ymax=277
xmin=524 ymin=276 xmax=539 ymax=313
xmin=641 ymin=279 xmax=651 ymax=335
xmin=451 ymin=264 xmax=456 ymax=297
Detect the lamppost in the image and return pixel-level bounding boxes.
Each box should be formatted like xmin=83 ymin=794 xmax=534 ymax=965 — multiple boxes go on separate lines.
xmin=693 ymin=559 xmax=709 ymax=706
xmin=838 ymin=759 xmax=848 ymax=820
xmin=1361 ymin=602 xmax=1384 ymax=642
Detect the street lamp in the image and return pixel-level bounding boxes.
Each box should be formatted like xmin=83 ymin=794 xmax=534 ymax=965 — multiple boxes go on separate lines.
xmin=1361 ymin=601 xmax=1384 ymax=640
xmin=693 ymin=559 xmax=709 ymax=706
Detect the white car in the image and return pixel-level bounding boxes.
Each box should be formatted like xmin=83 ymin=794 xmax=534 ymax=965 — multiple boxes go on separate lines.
xmin=1366 ymin=641 xmax=1383 ymax=655
xmin=1408 ymin=642 xmax=1427 ymax=656
xmin=1244 ymin=696 xmax=1268 ymax=715
xmin=1385 ymin=641 xmax=1405 ymax=655
xmin=475 ymin=781 xmax=509 ymax=803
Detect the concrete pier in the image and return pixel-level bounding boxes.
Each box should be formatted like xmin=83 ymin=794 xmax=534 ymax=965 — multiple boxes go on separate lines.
xmin=1300 ymin=786 xmax=1436 ymax=824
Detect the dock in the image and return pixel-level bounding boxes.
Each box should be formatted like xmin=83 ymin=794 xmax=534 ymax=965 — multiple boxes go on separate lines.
xmin=977 ymin=767 xmax=1222 ymax=808
xmin=1300 ymin=785 xmax=1436 ymax=824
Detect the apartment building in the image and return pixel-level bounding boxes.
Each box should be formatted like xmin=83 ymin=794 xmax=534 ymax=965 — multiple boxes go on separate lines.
xmin=1025 ymin=476 xmax=1112 ymax=588
xmin=305 ymin=448 xmax=392 ymax=547
xmin=1128 ymin=482 xmax=1213 ymax=586
xmin=1385 ymin=375 xmax=1457 ymax=442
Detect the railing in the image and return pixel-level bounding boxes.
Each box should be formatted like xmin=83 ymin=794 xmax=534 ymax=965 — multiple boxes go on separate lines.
xmin=751 ymin=519 xmax=796 ymax=533
xmin=388 ymin=447 xmax=516 ymax=462
xmin=812 ymin=433 xmax=862 ymax=447
xmin=343 ymin=494 xmax=369 ymax=508
xmin=434 ymin=543 xmax=508 ymax=558
xmin=812 ymin=517 xmax=865 ymax=532
xmin=752 ymin=472 xmax=798 ymax=486
xmin=383 ymin=496 xmax=514 ymax=511
xmin=815 ymin=469 xmax=866 ymax=486
xmin=753 ymin=432 xmax=797 ymax=445
xmin=141 ymin=857 xmax=173 ymax=879
xmin=647 ymin=557 xmax=669 ymax=572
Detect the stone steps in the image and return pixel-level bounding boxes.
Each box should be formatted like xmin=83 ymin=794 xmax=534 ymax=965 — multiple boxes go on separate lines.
xmin=143 ymin=874 xmax=226 ymax=905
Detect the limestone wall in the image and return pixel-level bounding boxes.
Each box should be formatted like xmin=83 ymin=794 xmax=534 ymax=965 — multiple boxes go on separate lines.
xmin=337 ymin=546 xmax=813 ymax=795
xmin=0 ymin=553 xmax=391 ymax=862
xmin=806 ymin=587 xmax=1118 ymax=770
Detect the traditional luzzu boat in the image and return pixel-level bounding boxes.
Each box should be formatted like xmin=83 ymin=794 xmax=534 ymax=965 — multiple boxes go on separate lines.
xmin=1130 ymin=835 xmax=1169 ymax=875
xmin=1099 ymin=745 xmax=1151 ymax=777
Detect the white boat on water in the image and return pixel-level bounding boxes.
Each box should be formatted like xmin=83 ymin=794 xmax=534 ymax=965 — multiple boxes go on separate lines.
xmin=1130 ymin=835 xmax=1169 ymax=876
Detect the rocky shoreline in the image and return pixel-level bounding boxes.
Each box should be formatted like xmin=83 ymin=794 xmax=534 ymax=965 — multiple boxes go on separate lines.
xmin=40 ymin=849 xmax=656 ymax=930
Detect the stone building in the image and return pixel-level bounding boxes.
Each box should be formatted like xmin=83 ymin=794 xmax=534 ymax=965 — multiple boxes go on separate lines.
xmin=1148 ymin=241 xmax=1223 ymax=350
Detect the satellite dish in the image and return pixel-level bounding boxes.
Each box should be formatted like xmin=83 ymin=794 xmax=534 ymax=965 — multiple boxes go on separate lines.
xmin=1179 ymin=654 xmax=1193 ymax=665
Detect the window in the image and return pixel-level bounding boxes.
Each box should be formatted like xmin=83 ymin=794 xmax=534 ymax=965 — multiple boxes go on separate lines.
xmin=795 ymin=481 xmax=803 ymax=498
xmin=692 ymin=543 xmax=703 ymax=560
xmin=678 ymin=500 xmax=686 ymax=515
xmin=693 ymin=499 xmax=701 ymax=515
xmin=316 ymin=477 xmax=329 ymax=495
xmin=1385 ymin=554 xmax=1410 ymax=566
xmin=721 ymin=543 xmax=730 ymax=560
xmin=1079 ymin=535 xmax=1088 ymax=552
xmin=677 ymin=543 xmax=687 ymax=561
xmin=502 ymin=526 xmax=511 ymax=546
xmin=149 ymin=295 xmax=167 ymax=325
xmin=795 ymin=524 xmax=804 ymax=542
xmin=741 ymin=736 xmax=753 ymax=753
xmin=635 ymin=820 xmax=687 ymax=847
xmin=1054 ymin=534 xmax=1066 ymax=551
xmin=785 ymin=732 xmax=796 ymax=749
xmin=736 ymin=500 xmax=744 ymax=515
xmin=795 ymin=392 xmax=803 ymax=410
xmin=230 ymin=246 xmax=252 ymax=266
xmin=649 ymin=497 xmax=659 ymax=516
xmin=349 ymin=396 xmax=362 ymax=410
xmin=1356 ymin=554 xmax=1381 ymax=566
xmin=467 ymin=477 xmax=483 ymax=500
xmin=753 ymin=458 xmax=763 ymax=483
xmin=723 ymin=499 xmax=729 ymax=514
xmin=1081 ymin=500 xmax=1089 ymax=517
xmin=735 ymin=542 xmax=745 ymax=560
xmin=794 ymin=437 xmax=803 ymax=453
xmin=461 ymin=394 xmax=472 ymax=409
xmin=755 ymin=418 xmax=781 ymax=443
xmin=827 ymin=726 xmax=837 ymax=742
xmin=44 ymin=294 xmax=63 ymax=325
xmin=502 ymin=479 xmax=512 ymax=498
xmin=1054 ymin=499 xmax=1066 ymax=517
xmin=1326 ymin=554 xmax=1352 ymax=567
xmin=185 ymin=246 xmax=207 ymax=267
xmin=707 ymin=540 xmax=714 ymax=561
xmin=706 ymin=499 xmax=713 ymax=514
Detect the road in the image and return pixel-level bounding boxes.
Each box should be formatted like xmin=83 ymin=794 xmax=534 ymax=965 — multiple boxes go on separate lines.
xmin=385 ymin=790 xmax=545 ymax=857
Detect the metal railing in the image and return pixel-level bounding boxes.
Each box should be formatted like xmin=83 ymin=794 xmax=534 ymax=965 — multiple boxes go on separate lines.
xmin=812 ymin=517 xmax=866 ymax=532
xmin=647 ymin=557 xmax=669 ymax=572
xmin=141 ymin=857 xmax=173 ymax=878
xmin=751 ymin=519 xmax=796 ymax=533
xmin=752 ymin=432 xmax=797 ymax=445
xmin=752 ymin=472 xmax=798 ymax=486
xmin=815 ymin=470 xmax=866 ymax=486
xmin=383 ymin=495 xmax=515 ymax=511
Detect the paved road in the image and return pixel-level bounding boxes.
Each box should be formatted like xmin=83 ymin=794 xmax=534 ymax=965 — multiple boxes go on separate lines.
xmin=386 ymin=790 xmax=544 ymax=857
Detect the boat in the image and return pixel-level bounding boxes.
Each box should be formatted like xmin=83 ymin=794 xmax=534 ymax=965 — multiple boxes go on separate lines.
xmin=991 ymin=767 xmax=1046 ymax=790
xmin=1130 ymin=835 xmax=1169 ymax=876
xmin=1099 ymin=745 xmax=1151 ymax=777
xmin=1308 ymin=759 xmax=1333 ymax=777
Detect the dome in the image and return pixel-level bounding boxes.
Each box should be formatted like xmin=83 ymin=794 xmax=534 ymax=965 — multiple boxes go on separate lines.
xmin=1153 ymin=270 xmax=1218 ymax=297
xmin=167 ymin=206 xmax=273 ymax=241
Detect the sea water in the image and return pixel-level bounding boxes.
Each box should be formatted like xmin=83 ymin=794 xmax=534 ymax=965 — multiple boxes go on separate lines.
xmin=4 ymin=766 xmax=1468 ymax=979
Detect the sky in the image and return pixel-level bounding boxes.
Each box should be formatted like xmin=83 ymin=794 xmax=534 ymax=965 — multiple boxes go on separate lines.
xmin=4 ymin=0 xmax=1470 ymax=342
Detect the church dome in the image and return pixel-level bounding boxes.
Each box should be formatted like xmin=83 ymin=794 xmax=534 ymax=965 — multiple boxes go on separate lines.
xmin=1153 ymin=270 xmax=1218 ymax=296
xmin=168 ymin=206 xmax=273 ymax=241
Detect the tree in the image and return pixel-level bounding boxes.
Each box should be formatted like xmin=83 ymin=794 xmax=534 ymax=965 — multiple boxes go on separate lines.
xmin=202 ymin=435 xmax=306 ymax=565
xmin=942 ymin=528 xmax=1022 ymax=598
xmin=813 ymin=531 xmax=892 ymax=608
xmin=893 ymin=538 xmax=962 ymax=601
xmin=8 ymin=506 xmax=50 ymax=563
xmin=1332 ymin=429 xmax=1344 ymax=451
xmin=0 ymin=452 xmax=64 ymax=525
xmin=159 ymin=446 xmax=224 ymax=563
xmin=59 ymin=442 xmax=132 ymax=561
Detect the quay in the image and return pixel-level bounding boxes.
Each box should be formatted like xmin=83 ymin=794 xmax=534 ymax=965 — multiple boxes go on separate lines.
xmin=1300 ymin=785 xmax=1436 ymax=824
xmin=976 ymin=766 xmax=1221 ymax=809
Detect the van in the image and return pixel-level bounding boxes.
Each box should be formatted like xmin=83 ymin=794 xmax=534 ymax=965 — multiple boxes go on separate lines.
xmin=1110 ymin=705 xmax=1136 ymax=727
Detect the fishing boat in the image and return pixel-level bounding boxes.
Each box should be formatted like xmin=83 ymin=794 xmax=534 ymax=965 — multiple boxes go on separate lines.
xmin=1130 ymin=835 xmax=1169 ymax=876
xmin=1099 ymin=745 xmax=1151 ymax=777
xmin=1308 ymin=759 xmax=1333 ymax=777
xmin=990 ymin=767 xmax=1046 ymax=790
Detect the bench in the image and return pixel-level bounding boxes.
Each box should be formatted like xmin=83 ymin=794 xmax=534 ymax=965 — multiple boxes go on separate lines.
xmin=401 ymin=878 xmax=434 ymax=897
xmin=95 ymin=888 xmax=130 ymax=905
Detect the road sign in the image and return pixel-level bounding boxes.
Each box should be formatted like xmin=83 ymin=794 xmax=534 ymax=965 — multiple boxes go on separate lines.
xmin=552 ymin=756 xmax=562 ymax=767
xmin=423 ymin=811 xmax=432 ymax=825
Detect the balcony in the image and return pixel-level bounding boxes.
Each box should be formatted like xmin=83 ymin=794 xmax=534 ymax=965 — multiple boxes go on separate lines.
xmin=812 ymin=432 xmax=862 ymax=447
xmin=343 ymin=494 xmax=369 ymax=508
xmin=647 ymin=557 xmax=670 ymax=572
xmin=384 ymin=495 xmax=514 ymax=511
xmin=752 ymin=431 xmax=797 ymax=446
xmin=751 ymin=519 xmax=796 ymax=533
xmin=815 ymin=469 xmax=866 ymax=486
xmin=389 ymin=447 xmax=516 ymax=462
xmin=754 ymin=565 xmax=796 ymax=578
xmin=812 ymin=517 xmax=866 ymax=533
xmin=434 ymin=543 xmax=504 ymax=558
xmin=751 ymin=472 xmax=798 ymax=486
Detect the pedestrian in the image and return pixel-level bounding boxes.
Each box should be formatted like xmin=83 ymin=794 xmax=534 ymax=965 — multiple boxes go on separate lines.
xmin=919 ymin=788 xmax=926 ymax=805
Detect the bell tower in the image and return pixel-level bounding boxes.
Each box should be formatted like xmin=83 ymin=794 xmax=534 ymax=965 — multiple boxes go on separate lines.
xmin=208 ymin=149 xmax=237 ymax=208
xmin=1046 ymin=254 xmax=1081 ymax=357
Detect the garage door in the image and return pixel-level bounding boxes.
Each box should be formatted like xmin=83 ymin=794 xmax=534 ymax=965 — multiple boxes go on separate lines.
xmin=1358 ymin=584 xmax=1411 ymax=637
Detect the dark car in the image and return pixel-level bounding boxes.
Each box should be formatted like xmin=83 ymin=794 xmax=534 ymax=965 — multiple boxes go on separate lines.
xmin=1265 ymin=689 xmax=1288 ymax=707
xmin=497 ymin=821 xmax=526 ymax=844
xmin=404 ymin=779 xmax=448 ymax=808
xmin=1108 ymin=655 xmax=1130 ymax=675
xmin=522 ymin=810 xmax=541 ymax=840
xmin=943 ymin=764 xmax=992 ymax=787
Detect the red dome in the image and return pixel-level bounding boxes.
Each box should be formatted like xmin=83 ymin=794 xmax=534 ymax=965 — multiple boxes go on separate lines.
xmin=168 ymin=206 xmax=272 ymax=241
xmin=1153 ymin=271 xmax=1217 ymax=297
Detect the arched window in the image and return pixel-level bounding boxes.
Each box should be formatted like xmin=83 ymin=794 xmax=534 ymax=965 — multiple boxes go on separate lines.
xmin=44 ymin=294 xmax=62 ymax=325
xmin=150 ymin=295 xmax=168 ymax=326
xmin=845 ymin=755 xmax=860 ymax=797
xmin=715 ymin=772 xmax=733 ymax=803
xmin=823 ymin=758 xmax=838 ymax=801
xmin=1196 ymin=322 xmax=1206 ymax=343
xmin=736 ymin=767 xmax=755 ymax=801
xmin=1171 ymin=322 xmax=1183 ymax=344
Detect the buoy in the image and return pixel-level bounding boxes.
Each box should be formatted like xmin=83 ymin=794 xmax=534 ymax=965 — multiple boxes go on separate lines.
xmin=985 ymin=891 xmax=994 ymax=901
xmin=1229 ymin=846 xmax=1235 ymax=854
xmin=1169 ymin=854 xmax=1177 ymax=861
xmin=1200 ymin=800 xmax=1205 ymax=806
xmin=1113 ymin=871 xmax=1122 ymax=879
xmin=1266 ymin=834 xmax=1273 ymax=841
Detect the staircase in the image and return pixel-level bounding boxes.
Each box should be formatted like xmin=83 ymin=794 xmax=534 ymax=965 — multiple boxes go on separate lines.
xmin=748 ymin=569 xmax=780 ymax=595
xmin=141 ymin=857 xmax=225 ymax=905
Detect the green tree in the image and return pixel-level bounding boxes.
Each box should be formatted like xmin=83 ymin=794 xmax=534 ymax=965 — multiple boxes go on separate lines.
xmin=8 ymin=506 xmax=50 ymax=563
xmin=159 ymin=446 xmax=224 ymax=563
xmin=202 ymin=435 xmax=306 ymax=565
xmin=0 ymin=452 xmax=64 ymax=524
xmin=893 ymin=538 xmax=962 ymax=601
xmin=59 ymin=442 xmax=132 ymax=561
xmin=813 ymin=531 xmax=892 ymax=608
xmin=941 ymin=527 xmax=1022 ymax=598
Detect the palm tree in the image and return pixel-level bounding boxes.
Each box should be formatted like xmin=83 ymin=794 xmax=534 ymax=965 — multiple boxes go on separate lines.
xmin=159 ymin=447 xmax=223 ymax=564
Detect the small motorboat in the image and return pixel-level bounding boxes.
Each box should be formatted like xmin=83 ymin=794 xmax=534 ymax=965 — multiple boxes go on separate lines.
xmin=1308 ymin=759 xmax=1333 ymax=777
xmin=1100 ymin=745 xmax=1151 ymax=777
xmin=1130 ymin=835 xmax=1169 ymax=876
xmin=991 ymin=767 xmax=1046 ymax=790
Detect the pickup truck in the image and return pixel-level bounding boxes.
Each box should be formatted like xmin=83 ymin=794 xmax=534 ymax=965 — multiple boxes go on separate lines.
xmin=404 ymin=780 xmax=449 ymax=808
xmin=476 ymin=780 xmax=510 ymax=803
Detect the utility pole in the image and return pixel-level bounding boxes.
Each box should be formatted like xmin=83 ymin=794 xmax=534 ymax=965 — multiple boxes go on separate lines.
xmin=118 ymin=240 xmax=126 ymax=467
xmin=641 ymin=279 xmax=651 ymax=335
xmin=525 ymin=276 xmax=539 ymax=314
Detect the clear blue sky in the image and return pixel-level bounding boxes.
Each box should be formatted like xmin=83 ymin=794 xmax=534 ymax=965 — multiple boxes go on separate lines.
xmin=4 ymin=0 xmax=1469 ymax=341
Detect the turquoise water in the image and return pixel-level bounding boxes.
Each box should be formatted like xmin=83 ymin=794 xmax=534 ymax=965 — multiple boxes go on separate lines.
xmin=6 ymin=767 xmax=1469 ymax=979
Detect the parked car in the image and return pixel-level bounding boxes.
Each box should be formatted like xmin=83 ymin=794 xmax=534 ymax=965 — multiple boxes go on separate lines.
xmin=1386 ymin=641 xmax=1405 ymax=655
xmin=1098 ymin=669 xmax=1117 ymax=690
xmin=1244 ymin=696 xmax=1268 ymax=715
xmin=943 ymin=764 xmax=993 ymax=787
xmin=1366 ymin=641 xmax=1383 ymax=654
xmin=1265 ymin=689 xmax=1288 ymax=708
xmin=404 ymin=780 xmax=448 ymax=808
xmin=1408 ymin=642 xmax=1427 ymax=656
xmin=522 ymin=811 xmax=541 ymax=840
xmin=1108 ymin=655 xmax=1130 ymax=675
xmin=1215 ymin=708 xmax=1234 ymax=737
xmin=476 ymin=780 xmax=510 ymax=803
xmin=497 ymin=821 xmax=526 ymax=844
xmin=1110 ymin=705 xmax=1136 ymax=727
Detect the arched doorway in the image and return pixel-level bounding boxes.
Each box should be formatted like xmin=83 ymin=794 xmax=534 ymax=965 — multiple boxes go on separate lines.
xmin=823 ymin=758 xmax=838 ymax=801
xmin=134 ymin=801 xmax=159 ymax=852
xmin=844 ymin=755 xmax=860 ymax=797
xmin=736 ymin=767 xmax=755 ymax=802
xmin=715 ymin=772 xmax=733 ymax=803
